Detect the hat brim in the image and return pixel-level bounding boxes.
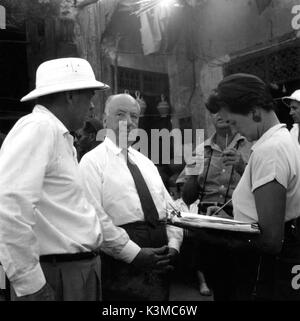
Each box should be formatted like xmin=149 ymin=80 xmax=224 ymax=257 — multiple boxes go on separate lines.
xmin=21 ymin=80 xmax=110 ymax=102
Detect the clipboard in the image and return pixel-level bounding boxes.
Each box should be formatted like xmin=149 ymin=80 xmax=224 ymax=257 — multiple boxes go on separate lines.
xmin=167 ymin=211 xmax=260 ymax=234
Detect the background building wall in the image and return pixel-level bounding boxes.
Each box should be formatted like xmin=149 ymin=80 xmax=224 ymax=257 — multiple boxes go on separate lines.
xmin=198 ymin=0 xmax=296 ymax=58
xmin=167 ymin=0 xmax=299 ymax=138
xmin=1 ymin=0 xmax=299 ymax=137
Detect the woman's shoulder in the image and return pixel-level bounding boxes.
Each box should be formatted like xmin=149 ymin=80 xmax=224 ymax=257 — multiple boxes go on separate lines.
xmin=257 ymin=127 xmax=291 ymax=151
xmin=252 ymin=127 xmax=298 ymax=166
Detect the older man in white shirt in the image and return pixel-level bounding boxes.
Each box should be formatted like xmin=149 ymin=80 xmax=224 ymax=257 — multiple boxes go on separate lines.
xmin=282 ymin=90 xmax=300 ymax=145
xmin=0 ymin=58 xmax=109 ymax=301
xmin=79 ymin=93 xmax=183 ymax=301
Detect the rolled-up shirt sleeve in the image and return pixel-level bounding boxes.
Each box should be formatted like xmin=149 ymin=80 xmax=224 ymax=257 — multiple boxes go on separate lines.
xmin=79 ymin=155 xmax=141 ymax=263
xmin=163 ymin=185 xmax=183 ymax=252
xmin=0 ymin=120 xmax=54 ymax=296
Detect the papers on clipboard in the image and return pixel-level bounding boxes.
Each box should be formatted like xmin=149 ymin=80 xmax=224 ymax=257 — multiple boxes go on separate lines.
xmin=168 ymin=211 xmax=260 ymax=234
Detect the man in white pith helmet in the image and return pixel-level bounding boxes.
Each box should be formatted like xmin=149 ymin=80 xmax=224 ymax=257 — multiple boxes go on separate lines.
xmin=282 ymin=90 xmax=300 ymax=145
xmin=0 ymin=58 xmax=109 ymax=301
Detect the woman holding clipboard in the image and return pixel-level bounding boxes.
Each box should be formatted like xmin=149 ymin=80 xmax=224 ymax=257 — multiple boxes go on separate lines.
xmin=205 ymin=73 xmax=300 ymax=301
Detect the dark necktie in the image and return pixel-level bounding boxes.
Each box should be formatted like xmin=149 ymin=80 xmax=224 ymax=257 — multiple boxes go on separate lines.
xmin=125 ymin=150 xmax=159 ymax=227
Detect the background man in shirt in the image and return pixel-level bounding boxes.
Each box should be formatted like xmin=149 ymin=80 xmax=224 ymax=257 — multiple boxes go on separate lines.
xmin=179 ymin=110 xmax=252 ymax=301
xmin=79 ymin=93 xmax=183 ymax=301
xmin=282 ymin=90 xmax=300 ymax=145
xmin=76 ymin=118 xmax=103 ymax=161
xmin=0 ymin=57 xmax=109 ymax=301
xmin=182 ymin=111 xmax=251 ymax=214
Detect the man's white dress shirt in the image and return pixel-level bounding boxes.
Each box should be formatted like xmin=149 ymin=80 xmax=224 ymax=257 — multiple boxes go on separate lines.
xmin=0 ymin=105 xmax=102 ymax=296
xmin=79 ymin=137 xmax=183 ymax=263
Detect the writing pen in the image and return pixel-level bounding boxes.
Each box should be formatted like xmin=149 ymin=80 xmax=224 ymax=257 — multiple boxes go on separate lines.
xmin=169 ymin=203 xmax=181 ymax=217
xmin=208 ymin=199 xmax=232 ymax=216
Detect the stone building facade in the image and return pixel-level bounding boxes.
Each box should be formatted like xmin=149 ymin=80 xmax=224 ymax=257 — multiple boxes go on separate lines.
xmin=1 ymin=0 xmax=299 ymax=139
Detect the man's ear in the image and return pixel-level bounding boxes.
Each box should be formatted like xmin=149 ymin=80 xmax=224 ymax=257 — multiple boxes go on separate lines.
xmin=252 ymin=108 xmax=262 ymax=122
xmin=102 ymin=114 xmax=107 ymax=129
xmin=64 ymin=91 xmax=74 ymax=105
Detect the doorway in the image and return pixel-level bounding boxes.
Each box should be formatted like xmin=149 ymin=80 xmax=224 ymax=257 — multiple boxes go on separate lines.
xmin=0 ymin=24 xmax=30 ymax=134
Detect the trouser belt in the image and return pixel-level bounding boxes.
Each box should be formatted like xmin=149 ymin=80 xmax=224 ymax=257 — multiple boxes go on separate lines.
xmin=40 ymin=251 xmax=98 ymax=263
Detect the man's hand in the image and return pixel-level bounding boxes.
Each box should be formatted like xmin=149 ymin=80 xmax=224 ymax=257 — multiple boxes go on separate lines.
xmin=207 ymin=206 xmax=232 ymax=219
xmin=222 ymin=148 xmax=246 ymax=175
xmin=132 ymin=245 xmax=173 ymax=273
xmin=13 ymin=283 xmax=55 ymax=301
xmin=153 ymin=247 xmax=178 ymax=273
xmin=185 ymin=152 xmax=205 ymax=176
xmin=167 ymin=247 xmax=178 ymax=266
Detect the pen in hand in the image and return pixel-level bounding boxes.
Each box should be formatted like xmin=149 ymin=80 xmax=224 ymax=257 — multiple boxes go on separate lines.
xmin=207 ymin=199 xmax=232 ymax=217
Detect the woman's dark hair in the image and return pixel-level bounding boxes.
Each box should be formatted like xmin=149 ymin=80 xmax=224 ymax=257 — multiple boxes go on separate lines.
xmin=206 ymin=73 xmax=274 ymax=115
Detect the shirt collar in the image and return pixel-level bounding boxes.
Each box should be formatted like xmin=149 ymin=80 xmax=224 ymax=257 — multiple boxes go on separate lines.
xmin=104 ymin=136 xmax=135 ymax=156
xmin=33 ymin=104 xmax=69 ymax=135
xmin=205 ymin=131 xmax=246 ymax=149
xmin=104 ymin=136 xmax=122 ymax=154
xmin=251 ymin=123 xmax=286 ymax=152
